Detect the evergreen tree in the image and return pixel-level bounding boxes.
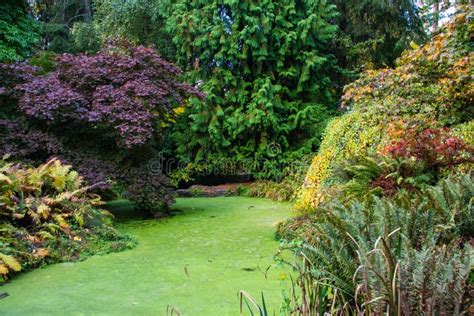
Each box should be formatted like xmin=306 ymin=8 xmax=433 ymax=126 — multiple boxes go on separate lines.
xmin=169 ymin=0 xmax=340 ymax=179
xmin=331 ymin=0 xmax=426 ymax=69
xmin=29 ymin=0 xmax=95 ymax=53
xmin=95 ymin=0 xmax=176 ymax=61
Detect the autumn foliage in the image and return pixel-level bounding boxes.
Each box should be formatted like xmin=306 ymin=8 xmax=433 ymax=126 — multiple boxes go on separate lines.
xmin=0 ymin=159 xmax=134 ymax=282
xmin=384 ymin=126 xmax=474 ymax=170
xmin=297 ymin=12 xmax=473 ymax=211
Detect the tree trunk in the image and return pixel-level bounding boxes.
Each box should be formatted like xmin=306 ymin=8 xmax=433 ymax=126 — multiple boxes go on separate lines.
xmin=84 ymin=0 xmax=92 ymax=22
xmin=432 ymin=0 xmax=440 ymax=32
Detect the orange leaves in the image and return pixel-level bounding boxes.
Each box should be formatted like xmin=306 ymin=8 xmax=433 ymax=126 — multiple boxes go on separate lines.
xmin=32 ymin=248 xmax=49 ymax=259
xmin=296 ymin=11 xmax=473 ymax=212
xmin=0 ymin=265 xmax=8 ymax=275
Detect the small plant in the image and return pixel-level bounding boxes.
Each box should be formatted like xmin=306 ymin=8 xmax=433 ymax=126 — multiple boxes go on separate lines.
xmin=189 ymin=187 xmax=205 ymax=197
xmin=166 ymin=305 xmax=182 ymax=316
xmin=0 ymin=157 xmax=135 ymax=282
xmin=239 ymin=291 xmax=268 ymax=316
xmin=236 ymin=184 xmax=250 ymax=196
xmin=28 ymin=51 xmax=56 ymax=74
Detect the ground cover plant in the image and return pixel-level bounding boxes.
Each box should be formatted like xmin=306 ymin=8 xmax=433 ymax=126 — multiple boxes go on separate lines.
xmin=0 ymin=197 xmax=292 ymax=314
xmin=0 ymin=158 xmax=135 ymax=283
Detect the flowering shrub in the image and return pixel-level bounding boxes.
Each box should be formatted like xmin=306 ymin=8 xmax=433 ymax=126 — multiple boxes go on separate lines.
xmin=0 ymin=43 xmax=202 ymax=212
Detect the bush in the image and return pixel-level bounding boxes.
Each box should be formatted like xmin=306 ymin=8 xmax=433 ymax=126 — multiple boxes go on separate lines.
xmin=296 ymin=11 xmax=474 ymax=212
xmin=0 ymin=158 xmax=135 ymax=282
xmin=245 ymin=180 xmax=299 ymax=202
xmin=278 ymin=11 xmax=473 ymax=314
xmin=70 ymin=22 xmax=101 ymax=54
xmin=0 ymin=42 xmax=203 ymax=214
xmin=242 ymin=155 xmax=312 ymax=202
xmin=28 ymin=51 xmax=56 ymax=74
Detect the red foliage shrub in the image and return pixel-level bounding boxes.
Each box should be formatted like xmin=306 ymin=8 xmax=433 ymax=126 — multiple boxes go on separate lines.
xmin=369 ymin=175 xmax=398 ymax=196
xmin=384 ymin=127 xmax=473 ymax=171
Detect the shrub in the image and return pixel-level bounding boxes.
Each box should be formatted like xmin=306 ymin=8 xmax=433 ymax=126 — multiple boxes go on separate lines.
xmin=0 ymin=158 xmax=135 ymax=282
xmin=28 ymin=51 xmax=57 ymax=74
xmin=244 ymin=155 xmax=312 ymax=202
xmin=296 ymin=11 xmax=474 ymax=212
xmin=338 ymin=126 xmax=473 ymax=201
xmin=384 ymin=125 xmax=474 ymax=171
xmin=245 ymin=180 xmax=298 ymax=202
xmin=0 ymin=42 xmax=203 ymax=214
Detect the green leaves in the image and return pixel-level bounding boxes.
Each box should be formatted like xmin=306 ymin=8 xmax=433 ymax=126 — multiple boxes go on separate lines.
xmin=0 ymin=3 xmax=40 ymax=62
xmin=280 ymin=172 xmax=473 ymax=313
xmin=170 ymin=0 xmax=340 ymax=178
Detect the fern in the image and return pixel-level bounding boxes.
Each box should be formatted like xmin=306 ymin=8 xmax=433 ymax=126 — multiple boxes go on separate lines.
xmin=280 ymin=172 xmax=473 ymax=313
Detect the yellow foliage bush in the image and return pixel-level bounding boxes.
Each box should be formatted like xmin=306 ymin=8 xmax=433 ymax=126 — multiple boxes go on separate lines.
xmin=296 ymin=10 xmax=473 ymax=212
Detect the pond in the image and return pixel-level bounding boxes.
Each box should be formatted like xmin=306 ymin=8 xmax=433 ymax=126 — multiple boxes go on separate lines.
xmin=0 ymin=197 xmax=292 ymax=315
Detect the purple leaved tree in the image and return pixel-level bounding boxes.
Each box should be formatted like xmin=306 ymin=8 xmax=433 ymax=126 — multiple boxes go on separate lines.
xmin=0 ymin=42 xmax=203 ymax=214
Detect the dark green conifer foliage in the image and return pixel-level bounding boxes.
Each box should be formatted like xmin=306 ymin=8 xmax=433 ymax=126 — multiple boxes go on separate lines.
xmin=95 ymin=0 xmax=176 ymax=61
xmin=332 ymin=0 xmax=426 ymax=69
xmin=169 ymin=0 xmax=340 ymax=178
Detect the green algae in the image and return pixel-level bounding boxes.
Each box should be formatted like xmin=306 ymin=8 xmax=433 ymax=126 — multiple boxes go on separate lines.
xmin=0 ymin=197 xmax=292 ymax=315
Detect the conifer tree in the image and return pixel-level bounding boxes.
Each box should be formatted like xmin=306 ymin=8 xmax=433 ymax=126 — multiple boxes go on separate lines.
xmin=169 ymin=0 xmax=340 ymax=178
xmin=331 ymin=0 xmax=426 ymax=69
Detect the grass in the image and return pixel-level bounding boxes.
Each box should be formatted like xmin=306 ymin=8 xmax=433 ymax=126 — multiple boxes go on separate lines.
xmin=0 ymin=197 xmax=292 ymax=315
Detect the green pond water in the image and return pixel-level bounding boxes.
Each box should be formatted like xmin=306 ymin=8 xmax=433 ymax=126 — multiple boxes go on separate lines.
xmin=0 ymin=197 xmax=292 ymax=315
